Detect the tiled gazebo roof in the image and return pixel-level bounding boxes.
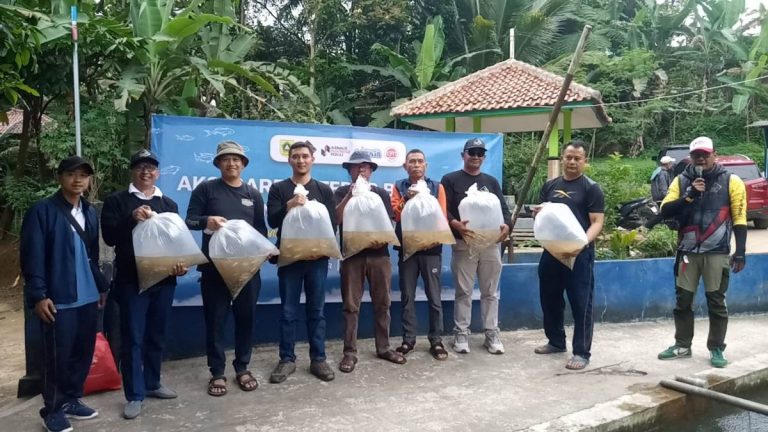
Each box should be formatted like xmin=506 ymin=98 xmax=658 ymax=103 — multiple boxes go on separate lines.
xmin=391 ymin=59 xmax=611 ymax=133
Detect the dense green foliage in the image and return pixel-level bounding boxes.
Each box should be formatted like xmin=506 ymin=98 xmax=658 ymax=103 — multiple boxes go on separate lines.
xmin=0 ymin=0 xmax=767 ymax=241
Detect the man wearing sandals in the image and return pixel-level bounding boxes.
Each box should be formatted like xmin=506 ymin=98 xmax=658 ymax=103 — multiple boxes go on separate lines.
xmin=266 ymin=141 xmax=337 ymax=383
xmin=101 ymin=150 xmax=187 ymax=419
xmin=186 ymin=141 xmax=267 ymax=396
xmin=441 ymin=138 xmax=511 ymax=355
xmin=534 ymin=140 xmax=605 ymax=370
xmin=334 ymin=151 xmax=407 ymax=372
xmin=391 ymin=149 xmax=450 ymax=360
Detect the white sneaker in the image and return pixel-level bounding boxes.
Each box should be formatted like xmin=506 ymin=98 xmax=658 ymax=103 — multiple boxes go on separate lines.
xmin=484 ymin=332 xmax=505 ymax=354
xmin=453 ymin=333 xmax=470 ymax=353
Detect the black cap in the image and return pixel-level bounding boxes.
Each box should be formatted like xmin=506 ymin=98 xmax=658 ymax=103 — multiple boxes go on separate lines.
xmin=56 ymin=156 xmax=94 ymax=175
xmin=463 ymin=138 xmax=486 ymax=152
xmin=130 ymin=149 xmax=160 ymax=168
xmin=342 ymin=150 xmax=378 ymax=171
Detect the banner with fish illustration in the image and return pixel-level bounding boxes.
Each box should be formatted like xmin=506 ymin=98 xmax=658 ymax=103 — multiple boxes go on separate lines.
xmin=151 ymin=115 xmax=504 ymax=306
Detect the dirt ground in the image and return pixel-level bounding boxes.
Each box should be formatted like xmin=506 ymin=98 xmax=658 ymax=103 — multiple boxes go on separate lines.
xmin=0 ymin=236 xmax=24 ymax=406
xmin=0 ymin=228 xmax=767 ymax=409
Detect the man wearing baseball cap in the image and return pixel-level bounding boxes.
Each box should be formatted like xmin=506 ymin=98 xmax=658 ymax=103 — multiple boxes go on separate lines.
xmin=657 ymin=136 xmax=747 ymax=368
xmin=441 ymin=138 xmax=511 ymax=355
xmin=186 ymin=140 xmax=267 ymax=396
xmin=101 ymin=149 xmax=187 ymax=419
xmin=21 ymin=155 xmax=109 ymax=432
xmin=645 ymin=155 xmax=676 ymax=229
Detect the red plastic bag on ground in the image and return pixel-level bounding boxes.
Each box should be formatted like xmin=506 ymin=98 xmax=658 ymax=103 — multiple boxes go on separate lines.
xmin=83 ymin=332 xmax=122 ymax=395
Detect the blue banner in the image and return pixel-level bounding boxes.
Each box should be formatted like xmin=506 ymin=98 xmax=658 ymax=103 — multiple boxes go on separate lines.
xmin=151 ymin=115 xmax=503 ymax=306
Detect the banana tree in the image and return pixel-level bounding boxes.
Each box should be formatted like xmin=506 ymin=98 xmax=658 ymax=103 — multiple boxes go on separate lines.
xmin=717 ymin=10 xmax=768 ymax=115
xmin=113 ymin=0 xmax=279 ymax=147
xmin=347 ymin=15 xmax=500 ymax=127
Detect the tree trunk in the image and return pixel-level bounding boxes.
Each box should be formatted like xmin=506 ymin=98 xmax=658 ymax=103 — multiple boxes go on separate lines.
xmin=0 ymin=99 xmax=38 ymax=238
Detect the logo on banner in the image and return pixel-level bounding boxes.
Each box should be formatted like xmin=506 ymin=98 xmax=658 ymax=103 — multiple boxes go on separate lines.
xmin=270 ymin=135 xmax=406 ymax=167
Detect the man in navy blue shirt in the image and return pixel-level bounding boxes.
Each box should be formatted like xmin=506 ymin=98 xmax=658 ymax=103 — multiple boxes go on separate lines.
xmin=102 ymin=150 xmax=187 ymax=419
xmin=534 ymin=140 xmax=605 ymax=370
xmin=21 ymin=156 xmax=109 ymax=432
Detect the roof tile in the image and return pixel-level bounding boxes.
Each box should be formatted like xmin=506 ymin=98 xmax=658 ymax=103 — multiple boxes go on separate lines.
xmin=392 ymin=59 xmax=608 ymax=121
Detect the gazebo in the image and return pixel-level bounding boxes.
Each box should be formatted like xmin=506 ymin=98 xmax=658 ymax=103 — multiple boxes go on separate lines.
xmin=391 ymin=58 xmax=611 ymax=178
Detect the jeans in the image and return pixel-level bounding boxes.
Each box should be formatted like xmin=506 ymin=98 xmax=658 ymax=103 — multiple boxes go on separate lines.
xmin=277 ymin=259 xmax=329 ymax=362
xmin=201 ymin=269 xmax=260 ymax=378
xmin=538 ymin=247 xmax=595 ymax=359
xmin=40 ymin=302 xmax=98 ymax=418
xmin=398 ymin=253 xmax=443 ymax=345
xmin=117 ymin=281 xmax=175 ymax=401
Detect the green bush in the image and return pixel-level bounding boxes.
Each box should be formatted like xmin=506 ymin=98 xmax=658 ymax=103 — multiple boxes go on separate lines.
xmin=636 ymin=226 xmax=678 ymax=258
xmin=586 ymin=153 xmax=652 ymax=228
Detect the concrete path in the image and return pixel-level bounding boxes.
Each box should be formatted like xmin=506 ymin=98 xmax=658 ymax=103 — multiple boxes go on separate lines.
xmin=3 ymin=315 xmax=768 ymax=431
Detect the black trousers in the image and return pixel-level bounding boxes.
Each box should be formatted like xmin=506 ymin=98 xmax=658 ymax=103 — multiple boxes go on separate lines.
xmin=200 ymin=270 xmax=260 ymax=378
xmin=538 ymin=248 xmax=595 ymax=359
xmin=40 ymin=302 xmax=98 ymax=418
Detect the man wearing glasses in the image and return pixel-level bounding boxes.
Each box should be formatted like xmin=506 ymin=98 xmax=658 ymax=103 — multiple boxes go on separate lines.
xmin=102 ymin=149 xmax=187 ymax=419
xmin=657 ymin=136 xmax=747 ymax=368
xmin=441 ymin=138 xmax=511 ymax=355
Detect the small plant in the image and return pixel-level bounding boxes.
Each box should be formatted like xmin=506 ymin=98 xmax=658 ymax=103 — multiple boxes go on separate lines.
xmin=637 ymin=226 xmax=678 ymax=258
xmin=597 ymin=228 xmax=640 ymax=260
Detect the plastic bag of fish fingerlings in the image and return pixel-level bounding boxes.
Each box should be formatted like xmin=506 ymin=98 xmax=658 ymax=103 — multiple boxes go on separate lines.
xmin=278 ymin=184 xmax=342 ymax=266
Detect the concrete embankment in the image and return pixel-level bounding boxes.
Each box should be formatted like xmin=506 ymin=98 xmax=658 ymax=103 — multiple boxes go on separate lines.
xmin=3 ymin=315 xmax=768 ymax=431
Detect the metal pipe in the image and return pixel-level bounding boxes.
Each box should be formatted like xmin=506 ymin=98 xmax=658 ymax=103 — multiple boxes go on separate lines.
xmin=660 ymin=379 xmax=768 ymax=416
xmin=509 ymin=25 xmax=592 ymax=231
xmin=674 ymin=375 xmax=707 ymax=388
xmin=71 ymin=6 xmax=82 ymax=156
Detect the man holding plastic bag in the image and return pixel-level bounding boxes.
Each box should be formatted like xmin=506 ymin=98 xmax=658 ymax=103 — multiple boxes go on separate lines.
xmin=391 ymin=149 xmax=451 ymax=360
xmin=334 ymin=151 xmax=406 ymax=372
xmin=441 ymin=138 xmax=511 ymax=355
xmin=101 ymin=150 xmax=188 ymax=419
xmin=185 ymin=141 xmax=267 ymax=396
xmin=266 ymin=141 xmax=338 ymax=383
xmin=534 ymin=140 xmax=604 ymax=371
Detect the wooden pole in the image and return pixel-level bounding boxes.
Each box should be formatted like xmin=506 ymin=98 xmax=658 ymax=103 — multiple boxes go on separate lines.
xmin=509 ymin=25 xmax=593 ymax=231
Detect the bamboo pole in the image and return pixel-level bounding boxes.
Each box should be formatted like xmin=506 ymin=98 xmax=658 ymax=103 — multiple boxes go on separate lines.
xmin=509 ymin=25 xmax=592 ymax=231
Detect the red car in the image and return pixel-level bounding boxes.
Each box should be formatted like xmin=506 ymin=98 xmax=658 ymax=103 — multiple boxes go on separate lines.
xmin=717 ymin=155 xmax=768 ymax=229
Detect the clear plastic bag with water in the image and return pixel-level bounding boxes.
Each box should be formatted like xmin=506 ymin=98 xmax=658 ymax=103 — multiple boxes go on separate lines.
xmin=401 ymin=180 xmax=455 ymax=260
xmin=133 ymin=212 xmax=208 ymax=292
xmin=278 ymin=184 xmax=342 ymax=267
xmin=458 ymin=183 xmax=504 ymax=256
xmin=342 ymin=176 xmax=400 ymax=258
xmin=533 ymin=202 xmax=588 ymax=269
xmin=209 ymin=219 xmax=278 ymax=298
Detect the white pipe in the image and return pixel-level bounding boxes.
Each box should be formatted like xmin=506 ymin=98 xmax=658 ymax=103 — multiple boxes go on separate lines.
xmin=509 ymin=28 xmax=515 ymax=59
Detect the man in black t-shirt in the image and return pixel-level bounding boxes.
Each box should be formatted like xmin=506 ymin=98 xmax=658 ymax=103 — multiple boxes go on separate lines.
xmin=534 ymin=140 xmax=605 ymax=370
xmin=441 ymin=138 xmax=511 ymax=355
xmin=334 ymin=151 xmax=406 ymax=373
xmin=186 ymin=141 xmax=267 ymax=396
xmin=266 ymin=141 xmax=337 ymax=384
xmin=102 ymin=150 xmax=187 ymax=419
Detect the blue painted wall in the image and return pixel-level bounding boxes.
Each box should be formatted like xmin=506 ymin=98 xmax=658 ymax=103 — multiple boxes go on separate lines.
xmin=164 ymin=253 xmax=768 ymax=359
